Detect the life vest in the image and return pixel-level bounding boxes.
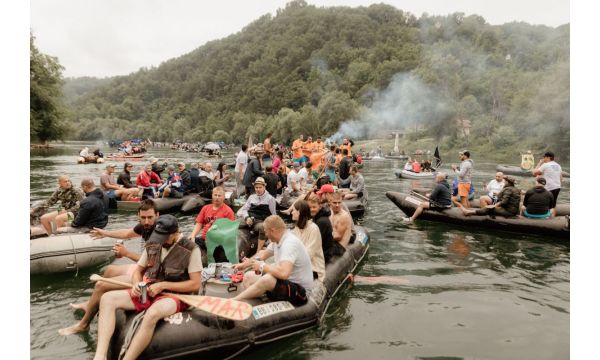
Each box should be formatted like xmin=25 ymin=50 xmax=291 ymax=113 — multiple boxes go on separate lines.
xmin=144 ymin=238 xmax=196 ymax=283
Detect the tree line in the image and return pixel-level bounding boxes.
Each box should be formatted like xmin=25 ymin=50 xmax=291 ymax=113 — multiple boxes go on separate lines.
xmin=32 ymin=0 xmax=569 ymax=158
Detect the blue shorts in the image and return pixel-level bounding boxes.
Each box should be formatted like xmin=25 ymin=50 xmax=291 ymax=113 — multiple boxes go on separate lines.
xmin=105 ymin=189 xmax=116 ymax=199
xmin=523 ymin=209 xmax=552 ymax=219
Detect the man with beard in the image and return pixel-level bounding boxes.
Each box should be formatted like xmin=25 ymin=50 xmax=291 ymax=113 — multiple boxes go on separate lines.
xmin=31 ymin=175 xmax=84 ymax=235
xmin=58 ymin=200 xmax=159 ymax=336
xmin=307 ymin=195 xmax=345 ymax=264
xmin=93 ymin=215 xmax=202 ymax=360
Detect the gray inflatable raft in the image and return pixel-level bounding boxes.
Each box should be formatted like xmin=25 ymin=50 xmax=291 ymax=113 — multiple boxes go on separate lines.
xmin=386 ymin=191 xmax=569 ymax=239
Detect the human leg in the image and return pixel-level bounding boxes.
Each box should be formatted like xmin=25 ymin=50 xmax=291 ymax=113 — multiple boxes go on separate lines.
xmin=59 ymin=274 xmax=131 ymax=336
xmin=122 ymin=298 xmax=178 ymax=360
xmin=54 ymin=212 xmax=71 ymax=228
xmin=233 ymin=273 xmax=277 ymax=301
xmin=40 ymin=210 xmax=59 ymax=235
xmin=479 ymin=195 xmax=492 ymax=207
xmin=344 ymin=193 xmax=358 ymax=200
xmin=254 ymin=222 xmax=266 ymax=251
xmin=458 ymin=183 xmax=470 ymax=208
xmin=93 ymin=290 xmax=136 ymax=360
xmin=410 ymin=202 xmax=430 ymax=222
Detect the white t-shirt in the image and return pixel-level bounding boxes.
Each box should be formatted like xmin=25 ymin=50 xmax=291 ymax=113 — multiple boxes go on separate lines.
xmin=138 ymin=239 xmax=203 ymax=274
xmin=234 ymin=151 xmax=248 ymax=174
xmin=539 ymin=161 xmax=562 ymax=191
xmin=297 ymin=168 xmax=308 ymax=185
xmin=267 ymin=230 xmax=314 ymax=294
xmin=486 ymin=179 xmax=505 ymax=198
xmin=287 ymin=170 xmax=300 ymax=190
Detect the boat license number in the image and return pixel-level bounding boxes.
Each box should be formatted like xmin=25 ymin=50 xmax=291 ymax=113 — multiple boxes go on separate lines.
xmin=252 ymin=301 xmax=295 ymax=320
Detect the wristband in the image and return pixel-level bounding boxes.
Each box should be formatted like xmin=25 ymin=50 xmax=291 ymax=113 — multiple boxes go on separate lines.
xmin=259 ymin=262 xmax=265 ymax=274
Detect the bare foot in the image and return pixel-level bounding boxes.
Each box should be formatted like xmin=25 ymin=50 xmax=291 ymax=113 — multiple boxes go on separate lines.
xmin=58 ymin=322 xmax=89 ymax=336
xmin=69 ymin=301 xmax=88 ymax=311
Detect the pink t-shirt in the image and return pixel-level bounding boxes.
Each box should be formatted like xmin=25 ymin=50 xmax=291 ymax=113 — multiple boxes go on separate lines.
xmin=195 ymin=203 xmax=235 ymax=239
xmin=272 ymin=157 xmax=281 ymax=174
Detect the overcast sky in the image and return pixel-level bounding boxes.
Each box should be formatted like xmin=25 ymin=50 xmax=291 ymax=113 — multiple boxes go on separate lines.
xmin=30 ymin=0 xmax=570 ymax=78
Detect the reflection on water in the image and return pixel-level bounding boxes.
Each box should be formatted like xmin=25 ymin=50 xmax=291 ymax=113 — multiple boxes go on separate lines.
xmin=30 ymin=143 xmax=569 ymax=360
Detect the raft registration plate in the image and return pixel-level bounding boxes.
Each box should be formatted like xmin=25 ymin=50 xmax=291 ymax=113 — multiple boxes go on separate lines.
xmin=252 ymin=301 xmax=295 ymax=320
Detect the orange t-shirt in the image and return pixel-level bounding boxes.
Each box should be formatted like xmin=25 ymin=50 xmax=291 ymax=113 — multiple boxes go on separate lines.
xmin=335 ymin=153 xmax=342 ymax=165
xmin=309 ymin=152 xmax=322 ymax=171
xmin=302 ymin=141 xmax=313 ymax=157
xmin=312 ymin=141 xmax=325 ymax=152
xmin=292 ymin=139 xmax=303 ymax=159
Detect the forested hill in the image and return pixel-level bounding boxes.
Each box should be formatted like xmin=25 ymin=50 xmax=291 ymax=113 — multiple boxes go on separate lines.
xmin=63 ymin=0 xmax=570 ymax=158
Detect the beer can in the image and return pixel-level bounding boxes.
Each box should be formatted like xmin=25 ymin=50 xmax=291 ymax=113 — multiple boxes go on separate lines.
xmin=114 ymin=240 xmax=124 ymax=258
xmin=138 ymin=282 xmax=147 ymax=304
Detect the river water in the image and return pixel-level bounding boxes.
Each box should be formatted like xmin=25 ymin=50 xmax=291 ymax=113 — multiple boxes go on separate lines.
xmin=30 ymin=142 xmax=569 ymax=359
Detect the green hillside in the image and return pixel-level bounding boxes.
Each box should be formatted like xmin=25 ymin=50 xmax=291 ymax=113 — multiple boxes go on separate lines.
xmin=62 ymin=0 xmax=569 ymax=159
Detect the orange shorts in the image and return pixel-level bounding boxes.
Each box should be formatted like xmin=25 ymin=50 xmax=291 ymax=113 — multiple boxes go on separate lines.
xmin=458 ymin=183 xmax=470 ymax=197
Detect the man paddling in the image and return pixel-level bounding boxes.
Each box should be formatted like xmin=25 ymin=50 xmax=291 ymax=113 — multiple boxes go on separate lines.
xmin=93 ymin=215 xmax=202 ymax=360
xmin=58 ymin=200 xmax=159 ymax=336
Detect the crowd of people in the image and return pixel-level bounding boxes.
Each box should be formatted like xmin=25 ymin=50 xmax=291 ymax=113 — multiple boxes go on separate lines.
xmin=31 ymin=133 xmax=566 ymax=357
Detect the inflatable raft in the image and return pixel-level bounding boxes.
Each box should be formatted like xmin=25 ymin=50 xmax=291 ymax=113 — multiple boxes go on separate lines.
xmin=386 ymin=191 xmax=569 ymax=239
xmin=31 ymin=233 xmax=115 ymax=274
xmin=77 ymin=155 xmax=105 ymax=164
xmin=496 ymin=164 xmax=570 ymax=178
xmin=106 ymin=154 xmax=146 ymax=160
xmin=180 ymin=191 xmax=238 ymax=213
xmin=394 ymin=169 xmax=437 ymax=180
xmin=108 ymin=226 xmax=370 ymax=359
xmin=384 ymin=154 xmax=409 ymax=160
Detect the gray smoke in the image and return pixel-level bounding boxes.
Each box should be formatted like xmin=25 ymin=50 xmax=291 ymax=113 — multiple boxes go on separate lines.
xmin=328 ymin=73 xmax=451 ymax=143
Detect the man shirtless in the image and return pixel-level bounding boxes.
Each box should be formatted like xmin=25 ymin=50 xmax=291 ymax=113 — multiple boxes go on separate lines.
xmin=328 ymin=192 xmax=353 ymax=249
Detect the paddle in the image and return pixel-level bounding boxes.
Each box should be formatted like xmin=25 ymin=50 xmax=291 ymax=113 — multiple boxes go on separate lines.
xmin=410 ymin=190 xmax=430 ymax=202
xmin=90 ymin=274 xmax=252 ymax=321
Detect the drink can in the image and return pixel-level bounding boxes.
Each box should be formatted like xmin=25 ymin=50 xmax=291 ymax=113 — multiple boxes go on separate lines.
xmin=114 ymin=240 xmax=124 ymax=258
xmin=138 ymin=282 xmax=147 ymax=304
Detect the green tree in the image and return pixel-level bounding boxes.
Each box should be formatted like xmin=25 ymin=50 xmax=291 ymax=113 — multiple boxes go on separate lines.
xmin=30 ymin=33 xmax=66 ymax=143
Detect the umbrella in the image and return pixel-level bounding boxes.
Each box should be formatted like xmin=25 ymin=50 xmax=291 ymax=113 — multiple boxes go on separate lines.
xmin=203 ymin=142 xmax=221 ymax=151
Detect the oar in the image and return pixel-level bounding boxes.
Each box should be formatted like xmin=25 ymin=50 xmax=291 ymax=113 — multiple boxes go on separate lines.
xmin=410 ymin=190 xmax=429 ymax=202
xmin=90 ymin=274 xmax=252 ymax=321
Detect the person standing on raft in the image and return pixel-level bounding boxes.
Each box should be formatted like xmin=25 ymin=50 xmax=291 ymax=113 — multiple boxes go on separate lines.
xmin=451 ymin=150 xmax=474 ymax=208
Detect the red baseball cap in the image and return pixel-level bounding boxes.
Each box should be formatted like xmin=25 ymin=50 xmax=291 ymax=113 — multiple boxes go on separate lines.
xmin=316 ymin=184 xmax=335 ymax=196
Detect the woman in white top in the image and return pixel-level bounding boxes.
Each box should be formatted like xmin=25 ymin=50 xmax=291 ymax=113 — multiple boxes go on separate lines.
xmin=403 ymin=158 xmax=413 ymax=171
xmin=291 ymin=199 xmax=326 ymax=281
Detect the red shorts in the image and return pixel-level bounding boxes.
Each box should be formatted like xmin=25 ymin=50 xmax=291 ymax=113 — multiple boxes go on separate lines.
xmin=457 ymin=183 xmax=470 ymax=197
xmin=128 ymin=289 xmax=188 ymax=313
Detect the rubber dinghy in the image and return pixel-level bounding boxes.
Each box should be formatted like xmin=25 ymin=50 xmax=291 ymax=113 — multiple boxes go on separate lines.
xmin=31 ymin=233 xmax=115 ymax=274
xmin=107 ymin=227 xmax=370 ymax=359
xmin=386 ymin=191 xmax=569 ymax=239
xmin=394 ymin=169 xmax=437 ymax=180
xmin=277 ymin=190 xmax=368 ymax=217
xmin=409 ymin=188 xmax=570 ymax=216
xmin=496 ymin=164 xmax=570 ymax=178
xmin=150 ymin=194 xmax=208 ymax=214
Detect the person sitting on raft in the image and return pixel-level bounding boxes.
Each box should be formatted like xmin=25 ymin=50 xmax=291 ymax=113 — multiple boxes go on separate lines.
xmin=31 ymin=175 xmax=84 ymax=235
xmin=522 ymin=177 xmax=555 ymax=218
xmin=158 ymin=165 xmax=185 ymax=198
xmin=461 ymin=175 xmax=521 ymax=218
xmin=411 ymin=159 xmax=422 ymax=173
xmin=176 ymin=162 xmax=192 ymax=194
xmin=403 ymin=158 xmax=413 ymax=171
xmin=59 ymin=200 xmax=159 ymax=336
xmin=93 ymin=215 xmax=202 ymax=360
xmin=117 ymin=162 xmax=138 ymax=190
xmin=480 ymin=172 xmax=505 ymax=207
xmin=188 ymin=186 xmax=235 ymax=263
xmin=100 ymin=164 xmax=140 ymax=201
xmin=232 ymin=215 xmax=313 ymax=306
xmin=150 ymin=157 xmax=167 ymax=179
xmin=308 ymin=194 xmax=345 ymax=264
xmin=237 ymin=177 xmax=276 ymax=252
xmin=328 ymin=191 xmax=354 ymax=249
xmin=337 ymin=165 xmax=365 ymax=200
xmin=291 ymin=200 xmax=326 ymax=281
xmin=136 ymin=163 xmax=163 ymax=199
xmin=67 ymin=178 xmax=109 ymax=232
xmin=243 ymin=148 xmax=265 ymax=197
xmin=402 ymin=173 xmax=452 ymax=223
xmin=286 ymin=162 xmax=303 ymax=197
